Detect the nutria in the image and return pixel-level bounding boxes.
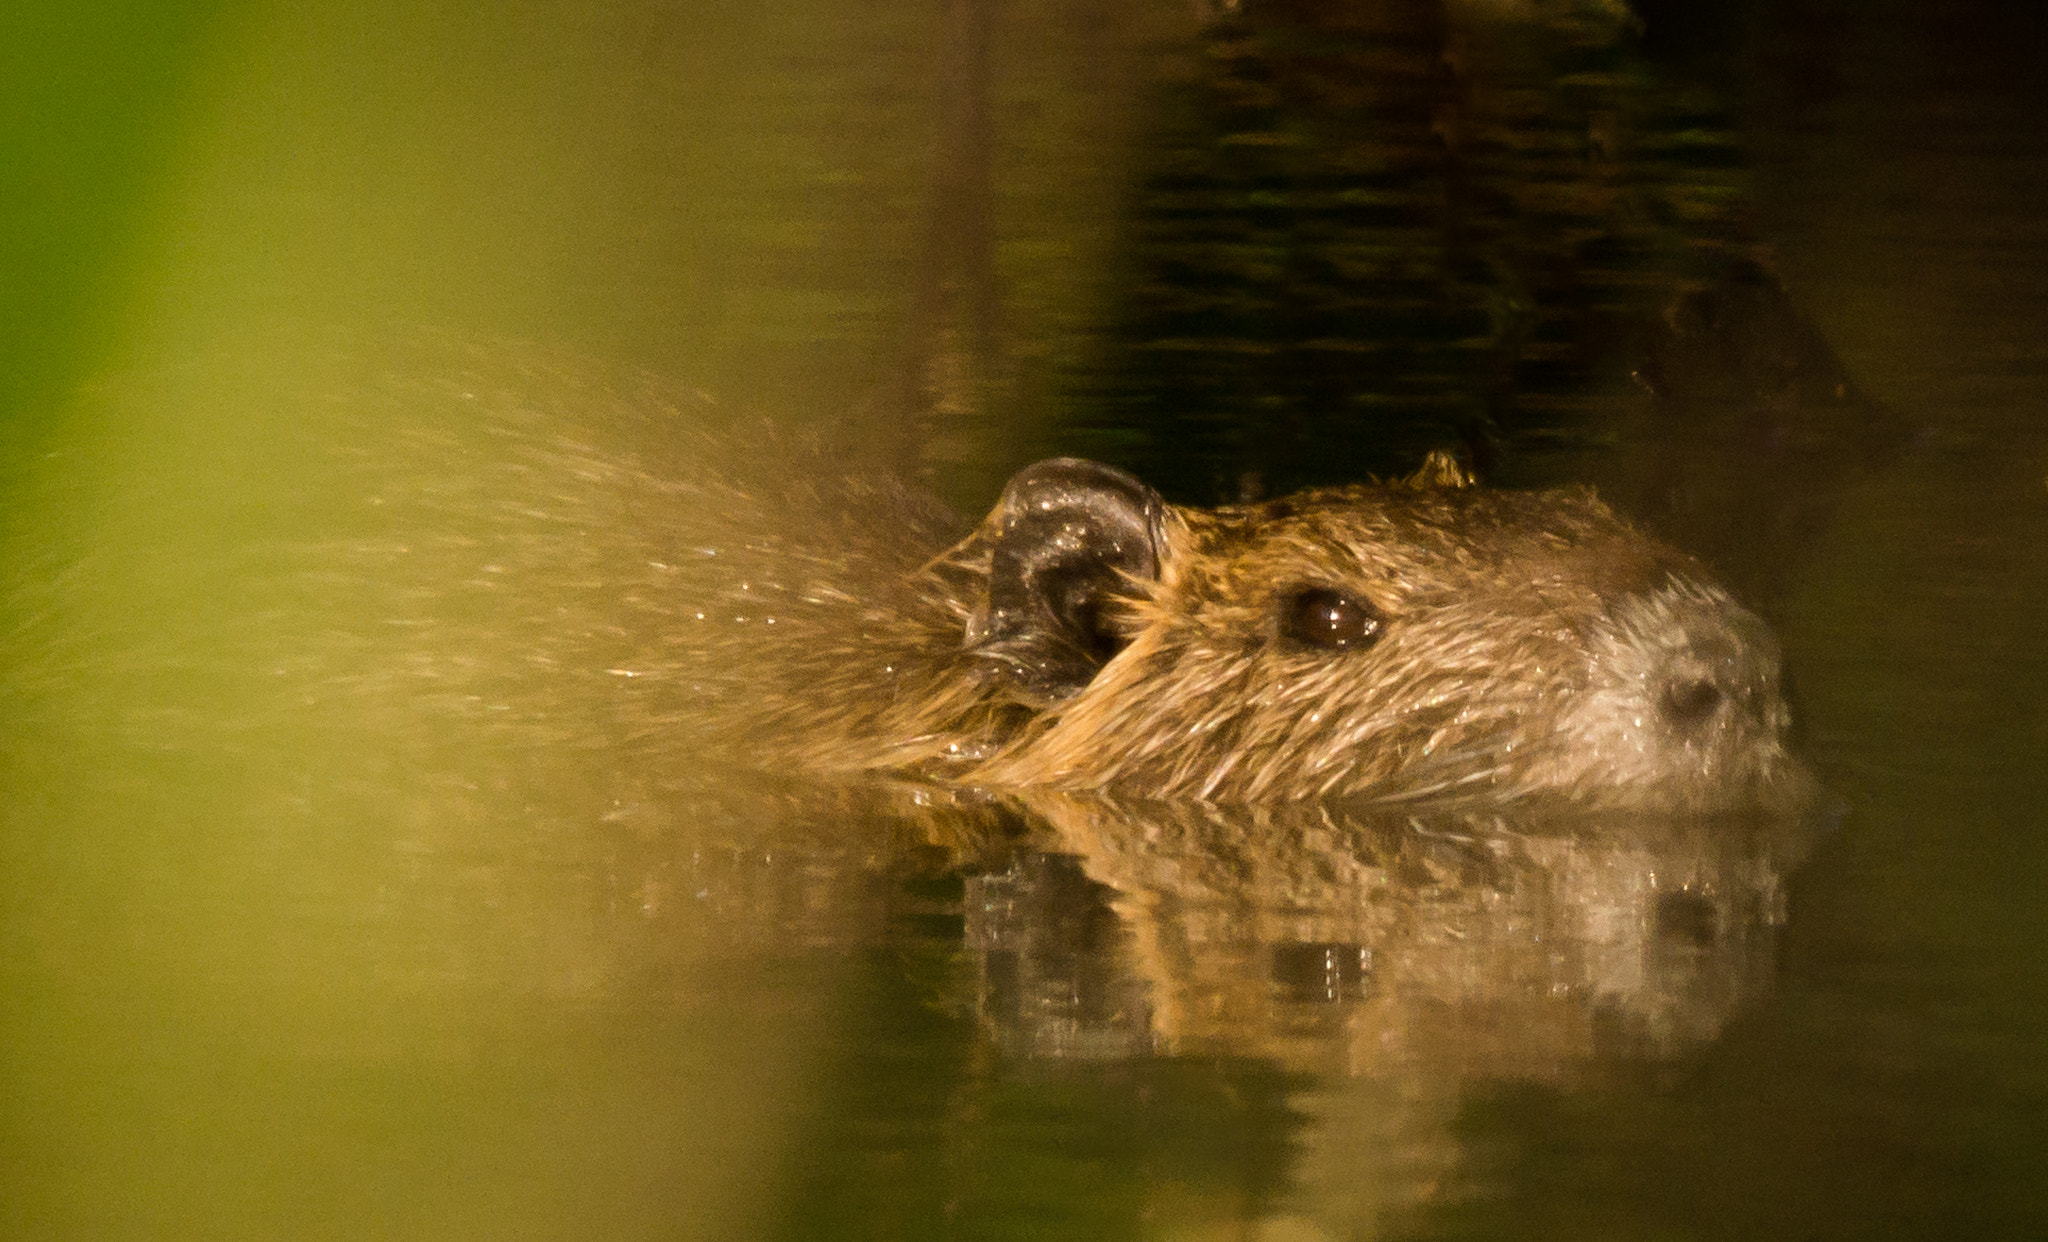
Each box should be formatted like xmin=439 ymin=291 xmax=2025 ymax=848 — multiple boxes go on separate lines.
xmin=609 ymin=411 xmax=1800 ymax=809
xmin=18 ymin=335 xmax=1801 ymax=812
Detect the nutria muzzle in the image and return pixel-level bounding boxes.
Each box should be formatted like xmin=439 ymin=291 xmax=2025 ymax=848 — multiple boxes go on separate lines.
xmin=1504 ymin=579 xmax=1797 ymax=809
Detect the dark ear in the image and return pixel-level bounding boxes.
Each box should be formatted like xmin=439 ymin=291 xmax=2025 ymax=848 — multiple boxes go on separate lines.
xmin=965 ymin=458 xmax=1166 ymax=705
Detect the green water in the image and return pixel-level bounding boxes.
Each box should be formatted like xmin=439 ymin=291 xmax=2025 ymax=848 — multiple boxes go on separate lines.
xmin=6 ymin=1 xmax=2047 ymax=1238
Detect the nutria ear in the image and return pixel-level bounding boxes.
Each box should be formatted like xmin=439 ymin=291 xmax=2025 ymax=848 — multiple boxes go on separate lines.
xmin=965 ymin=457 xmax=1166 ymax=705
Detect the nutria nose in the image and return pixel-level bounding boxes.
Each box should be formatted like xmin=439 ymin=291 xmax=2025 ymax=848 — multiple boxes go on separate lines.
xmin=1645 ymin=588 xmax=1782 ymax=736
xmin=1550 ymin=580 xmax=1796 ymax=808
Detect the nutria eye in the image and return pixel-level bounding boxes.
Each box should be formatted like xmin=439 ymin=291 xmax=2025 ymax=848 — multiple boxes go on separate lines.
xmin=1279 ymin=586 xmax=1384 ymax=652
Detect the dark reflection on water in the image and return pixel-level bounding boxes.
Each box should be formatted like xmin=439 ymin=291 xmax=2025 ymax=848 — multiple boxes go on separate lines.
xmin=1059 ymin=0 xmax=1707 ymax=496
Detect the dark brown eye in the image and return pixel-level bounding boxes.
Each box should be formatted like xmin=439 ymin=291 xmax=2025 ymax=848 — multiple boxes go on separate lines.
xmin=1279 ymin=586 xmax=1384 ymax=652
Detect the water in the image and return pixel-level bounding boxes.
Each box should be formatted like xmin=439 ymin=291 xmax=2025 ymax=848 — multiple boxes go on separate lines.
xmin=5 ymin=0 xmax=2047 ymax=1237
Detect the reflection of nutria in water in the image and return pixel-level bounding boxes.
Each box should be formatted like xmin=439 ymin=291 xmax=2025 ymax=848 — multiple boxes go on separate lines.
xmin=35 ymin=335 xmax=1805 ymax=812
xmin=969 ymin=794 xmax=1816 ymax=1077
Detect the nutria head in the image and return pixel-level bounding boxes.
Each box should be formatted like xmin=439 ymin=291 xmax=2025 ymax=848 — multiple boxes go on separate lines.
xmin=940 ymin=453 xmax=1800 ymax=810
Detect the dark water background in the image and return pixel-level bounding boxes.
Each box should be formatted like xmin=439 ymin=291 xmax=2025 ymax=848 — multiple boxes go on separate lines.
xmin=5 ymin=0 xmax=2047 ymax=1238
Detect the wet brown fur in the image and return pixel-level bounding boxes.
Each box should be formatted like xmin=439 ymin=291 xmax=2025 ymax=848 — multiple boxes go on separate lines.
xmin=678 ymin=449 xmax=1798 ymax=810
